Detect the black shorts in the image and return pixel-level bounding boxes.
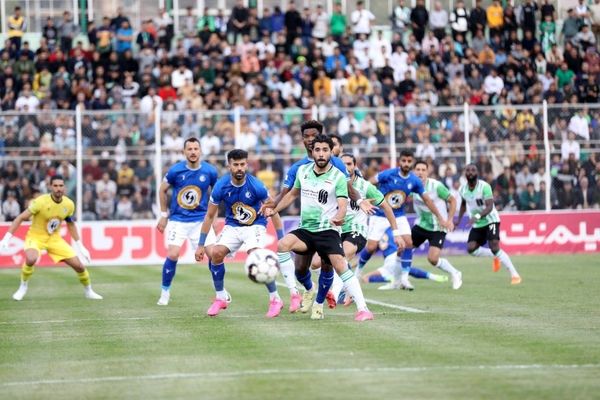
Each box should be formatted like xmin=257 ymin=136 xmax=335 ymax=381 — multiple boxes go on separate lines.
xmin=341 ymin=231 xmax=367 ymax=253
xmin=411 ymin=225 xmax=446 ymax=249
xmin=468 ymin=223 xmax=500 ymax=247
xmin=290 ymin=228 xmax=344 ymax=264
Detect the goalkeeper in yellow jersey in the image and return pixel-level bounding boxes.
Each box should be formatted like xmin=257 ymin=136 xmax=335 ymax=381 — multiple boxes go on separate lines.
xmin=0 ymin=175 xmax=103 ymax=300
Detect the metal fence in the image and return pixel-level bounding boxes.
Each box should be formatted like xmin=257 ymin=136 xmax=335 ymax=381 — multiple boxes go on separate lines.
xmin=1 ymin=101 xmax=599 ymax=222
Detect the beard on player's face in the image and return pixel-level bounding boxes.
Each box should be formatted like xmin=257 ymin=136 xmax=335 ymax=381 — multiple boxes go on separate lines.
xmin=315 ymin=157 xmax=329 ymax=168
xmin=233 ymin=170 xmax=246 ymax=180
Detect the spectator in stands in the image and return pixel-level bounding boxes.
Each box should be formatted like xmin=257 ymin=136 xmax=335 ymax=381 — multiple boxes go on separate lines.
xmin=8 ymin=6 xmax=26 ymax=52
xmin=410 ymin=0 xmax=429 ymax=43
xmin=429 ymin=2 xmax=448 ymax=40
xmin=519 ymin=182 xmax=541 ymax=210
xmin=1 ymin=193 xmax=20 ymax=221
xmin=351 ymin=0 xmax=376 ymax=37
xmin=575 ymin=176 xmax=598 ymax=208
xmin=95 ymin=190 xmax=115 ymax=220
xmin=59 ymin=11 xmax=78 ymax=53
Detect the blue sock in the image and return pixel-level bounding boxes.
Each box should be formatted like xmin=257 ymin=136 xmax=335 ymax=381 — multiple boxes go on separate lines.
xmin=296 ymin=269 xmax=313 ymax=291
xmin=358 ymin=248 xmax=373 ymax=269
xmin=266 ymin=280 xmax=277 ymax=293
xmin=209 ymin=261 xmax=226 ymax=291
xmin=409 ymin=267 xmax=429 ymax=280
xmin=401 ymin=248 xmax=413 ymax=273
xmin=161 ymin=257 xmax=178 ymax=290
xmin=368 ymin=275 xmax=389 ymax=283
xmin=315 ymin=269 xmax=334 ymax=304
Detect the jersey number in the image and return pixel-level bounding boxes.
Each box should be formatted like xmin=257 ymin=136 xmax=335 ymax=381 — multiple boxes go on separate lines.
xmin=489 ymin=224 xmax=496 ymax=235
xmin=318 ymin=190 xmax=328 ymax=205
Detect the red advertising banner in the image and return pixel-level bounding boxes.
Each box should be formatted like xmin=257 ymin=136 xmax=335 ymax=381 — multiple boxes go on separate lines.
xmin=0 ymin=211 xmax=598 ymax=268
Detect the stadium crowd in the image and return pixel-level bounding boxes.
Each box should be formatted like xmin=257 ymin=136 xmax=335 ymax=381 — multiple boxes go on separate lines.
xmin=1 ymin=0 xmax=600 ymax=221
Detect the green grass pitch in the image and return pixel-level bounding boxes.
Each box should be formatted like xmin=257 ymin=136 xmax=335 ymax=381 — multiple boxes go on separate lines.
xmin=1 ymin=254 xmax=599 ymax=400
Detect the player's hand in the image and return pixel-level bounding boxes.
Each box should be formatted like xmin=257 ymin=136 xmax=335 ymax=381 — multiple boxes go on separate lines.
xmin=0 ymin=233 xmax=12 ymax=253
xmin=259 ymin=205 xmax=274 ymax=217
xmin=393 ymin=235 xmax=406 ymax=251
xmin=330 ymin=215 xmax=344 ymax=226
xmin=443 ymin=219 xmax=455 ymax=232
xmin=359 ymin=198 xmax=378 ymax=215
xmin=195 ymin=246 xmax=205 ymax=262
xmin=156 ymin=216 xmax=168 ymax=233
xmin=74 ymin=240 xmax=92 ymax=265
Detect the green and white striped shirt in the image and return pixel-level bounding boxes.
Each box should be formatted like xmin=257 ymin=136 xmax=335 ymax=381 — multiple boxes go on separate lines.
xmin=458 ymin=179 xmax=500 ymax=228
xmin=294 ymin=163 xmax=348 ymax=233
xmin=342 ymin=175 xmax=385 ymax=236
xmin=413 ymin=178 xmax=451 ymax=232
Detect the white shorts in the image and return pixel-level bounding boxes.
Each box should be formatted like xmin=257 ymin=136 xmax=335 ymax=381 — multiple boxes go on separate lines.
xmin=377 ymin=254 xmax=397 ymax=281
xmin=367 ymin=215 xmax=411 ymax=241
xmin=216 ymin=225 xmax=267 ymax=254
xmin=165 ymin=220 xmax=217 ymax=249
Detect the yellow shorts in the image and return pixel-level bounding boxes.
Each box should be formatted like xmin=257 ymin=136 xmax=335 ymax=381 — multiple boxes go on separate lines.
xmin=24 ymin=233 xmax=77 ymax=263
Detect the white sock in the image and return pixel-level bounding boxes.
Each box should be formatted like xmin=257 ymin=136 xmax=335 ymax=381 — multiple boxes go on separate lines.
xmin=436 ymin=258 xmax=458 ymax=275
xmin=216 ymin=290 xmax=228 ymax=300
xmin=472 ymin=247 xmax=494 ymax=257
xmin=331 ymin=271 xmax=344 ymax=301
xmin=393 ymin=255 xmax=403 ymax=282
xmin=269 ymin=291 xmax=281 ymax=301
xmin=495 ymin=249 xmax=519 ymax=276
xmin=278 ymin=252 xmax=299 ymax=295
xmin=340 ymin=269 xmax=368 ymax=312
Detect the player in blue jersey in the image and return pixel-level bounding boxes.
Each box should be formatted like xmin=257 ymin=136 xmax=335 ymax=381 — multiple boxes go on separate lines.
xmin=357 ymin=150 xmax=450 ymax=290
xmin=195 ymin=149 xmax=283 ymax=318
xmin=355 ymin=228 xmax=448 ymax=288
xmin=269 ymin=120 xmax=377 ymax=313
xmin=156 ymin=137 xmax=219 ymax=306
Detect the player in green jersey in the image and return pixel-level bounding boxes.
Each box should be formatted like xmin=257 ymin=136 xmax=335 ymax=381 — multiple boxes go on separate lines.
xmin=266 ymin=135 xmax=374 ymax=322
xmin=456 ymin=164 xmax=522 ymax=285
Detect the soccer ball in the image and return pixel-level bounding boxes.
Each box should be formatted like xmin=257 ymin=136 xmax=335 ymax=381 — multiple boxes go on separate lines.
xmin=244 ymin=249 xmax=280 ymax=284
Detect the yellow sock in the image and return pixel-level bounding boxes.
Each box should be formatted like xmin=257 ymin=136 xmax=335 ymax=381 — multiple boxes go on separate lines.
xmin=21 ymin=264 xmax=34 ymax=282
xmin=77 ymin=269 xmax=91 ymax=286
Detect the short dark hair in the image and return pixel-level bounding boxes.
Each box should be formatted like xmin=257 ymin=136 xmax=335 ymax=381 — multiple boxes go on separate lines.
xmin=312 ymin=134 xmax=334 ymax=150
xmin=300 ymin=120 xmax=324 ymax=135
xmin=183 ymin=137 xmax=200 ymax=148
xmin=400 ymin=149 xmax=414 ymax=158
xmin=414 ymin=159 xmax=428 ymax=168
xmin=50 ymin=175 xmax=64 ymax=184
xmin=329 ymin=133 xmax=343 ymax=146
xmin=341 ymin=153 xmax=356 ymax=164
xmin=227 ymin=149 xmax=248 ymax=162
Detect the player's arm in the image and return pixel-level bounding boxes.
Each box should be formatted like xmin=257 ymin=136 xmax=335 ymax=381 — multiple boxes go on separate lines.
xmin=438 ymin=184 xmax=456 ymax=232
xmin=66 ymin=219 xmax=92 ymax=264
xmin=477 ymin=184 xmax=495 ymax=221
xmin=422 ymin=192 xmax=448 ymax=228
xmin=456 ymin=196 xmax=467 ymax=225
xmin=195 ymin=202 xmax=219 ymax=262
xmin=268 ymin=188 xmax=300 ymax=216
xmin=0 ymin=209 xmax=32 ymax=251
xmin=331 ymin=175 xmax=349 ymax=226
xmin=156 ymin=181 xmax=170 ymax=233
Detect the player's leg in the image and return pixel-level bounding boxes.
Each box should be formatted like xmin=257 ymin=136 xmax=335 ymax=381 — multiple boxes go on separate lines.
xmin=426 ymin=232 xmax=462 ymax=290
xmin=487 ymin=223 xmax=521 ymax=284
xmin=278 ymin=230 xmax=313 ymax=313
xmin=334 ymin=235 xmax=364 ymax=307
xmin=13 ymin=237 xmax=41 ymax=300
xmin=393 ymin=217 xmax=415 ymax=290
xmin=330 ymin=251 xmax=373 ymax=321
xmin=62 ymin=255 xmax=103 ymax=299
xmin=206 ymin=226 xmax=240 ymax=316
xmin=272 ymin=213 xmax=300 ymax=304
xmin=357 ymin=216 xmax=388 ymax=271
xmin=157 ymin=221 xmax=187 ymax=305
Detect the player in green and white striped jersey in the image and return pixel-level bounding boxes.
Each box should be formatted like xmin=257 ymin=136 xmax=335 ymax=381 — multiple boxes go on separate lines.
xmin=311 ymin=153 xmax=404 ymax=308
xmin=457 ymin=164 xmax=522 ymax=285
xmin=267 ymin=135 xmax=374 ymax=322
xmin=411 ymin=160 xmax=463 ymax=290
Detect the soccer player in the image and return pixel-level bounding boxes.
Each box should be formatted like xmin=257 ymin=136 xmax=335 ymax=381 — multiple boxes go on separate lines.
xmin=313 ymin=153 xmax=404 ymax=308
xmin=266 ymin=134 xmax=374 ymax=322
xmin=379 ymin=160 xmax=462 ymax=290
xmin=195 ymin=149 xmax=283 ymax=318
xmin=456 ymin=164 xmax=522 ymax=285
xmin=156 ymin=137 xmax=218 ymax=306
xmin=358 ymin=150 xmax=449 ymax=290
xmin=0 ymin=175 xmax=102 ymax=300
xmin=358 ymin=228 xmax=448 ymax=287
xmin=270 ymin=120 xmax=376 ymax=313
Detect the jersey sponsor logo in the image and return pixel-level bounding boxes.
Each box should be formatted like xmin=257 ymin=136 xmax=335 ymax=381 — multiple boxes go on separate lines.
xmin=245 ymin=191 xmax=252 ymax=199
xmin=231 ymin=202 xmax=257 ymax=225
xmin=385 ymin=190 xmax=407 ymax=209
xmin=199 ymin=175 xmax=207 ymax=182
xmin=349 ymin=199 xmax=360 ymax=211
xmin=177 ymin=185 xmax=202 ymax=210
xmin=47 ymin=218 xmax=61 ymax=234
xmin=318 ymin=190 xmax=329 ymax=205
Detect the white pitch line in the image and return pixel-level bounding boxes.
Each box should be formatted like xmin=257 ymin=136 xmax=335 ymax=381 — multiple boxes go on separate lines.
xmin=365 ymin=299 xmax=428 ymax=313
xmin=3 ymin=364 xmax=600 ymax=387
xmin=275 ymin=281 xmax=428 ymax=313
